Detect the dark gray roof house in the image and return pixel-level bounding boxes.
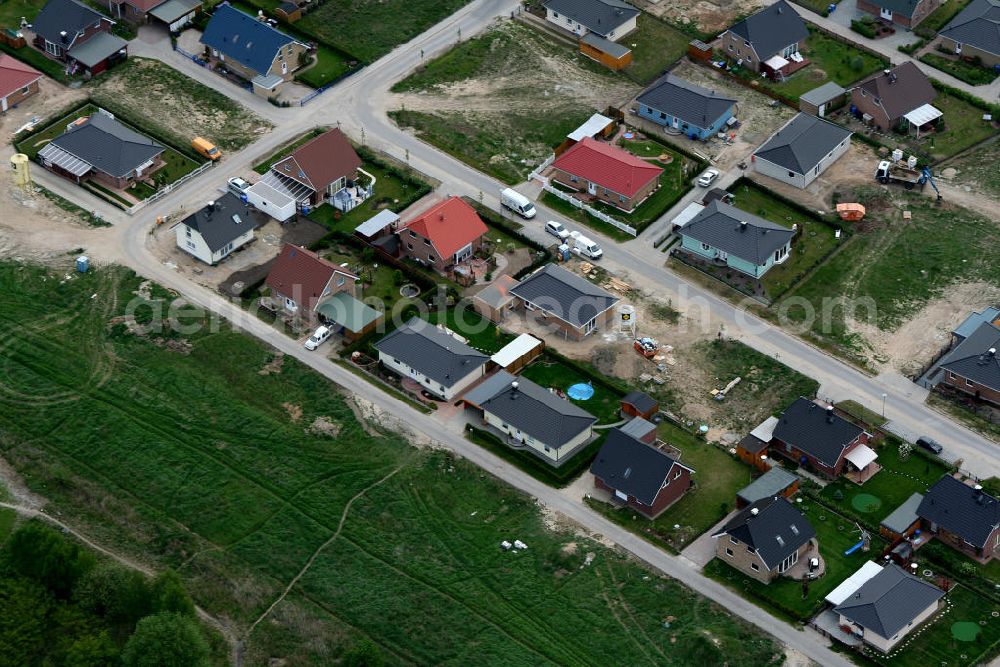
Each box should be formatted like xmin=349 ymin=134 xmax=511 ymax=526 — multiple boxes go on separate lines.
xmin=33 ymin=0 xmax=110 ymax=49
xmin=374 ymin=318 xmax=488 ymax=390
xmin=636 ymin=75 xmax=737 ymax=132
xmin=773 ymin=397 xmax=865 ymax=469
xmin=939 ymin=0 xmax=1000 ymax=58
xmin=680 ymin=200 xmax=795 ymax=268
xmin=590 ymin=427 xmax=693 ymax=506
xmin=180 ymin=193 xmax=263 ymax=253
xmin=542 ymin=0 xmax=639 ymax=38
xmin=510 ymin=264 xmax=619 ymax=331
xmin=40 ymin=112 xmax=164 ymax=180
xmin=834 ymin=564 xmax=945 ymax=645
xmin=753 ymin=113 xmax=853 ymax=178
xmin=938 ymin=321 xmax=1000 ymax=393
xmin=725 ymin=0 xmax=809 ymax=61
xmin=464 ymin=370 xmax=596 ymax=451
xmin=713 ymin=496 xmax=815 ymax=571
xmin=853 ymin=62 xmax=937 ymax=124
xmin=918 ymin=475 xmax=1000 ymax=550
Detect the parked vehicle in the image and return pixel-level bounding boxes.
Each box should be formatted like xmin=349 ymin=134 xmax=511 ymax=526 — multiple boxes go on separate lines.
xmin=304 ymin=326 xmax=331 ymax=350
xmin=916 ymin=436 xmax=943 ymax=455
xmin=500 ymin=188 xmax=536 ymax=219
xmin=192 ymin=136 xmax=222 ymax=161
xmin=696 ymin=167 xmax=720 ymax=187
xmin=568 ymin=230 xmax=603 ymax=259
xmin=874 ymin=160 xmax=924 ymax=190
xmin=544 ymin=220 xmax=569 ymax=240
xmin=228 ymin=177 xmax=250 ymax=196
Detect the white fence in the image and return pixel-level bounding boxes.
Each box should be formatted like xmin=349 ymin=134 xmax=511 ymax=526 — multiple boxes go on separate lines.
xmin=130 ymin=160 xmax=215 ymax=215
xmin=541 ymin=184 xmax=637 ymax=237
xmin=528 ymin=153 xmax=556 ymax=183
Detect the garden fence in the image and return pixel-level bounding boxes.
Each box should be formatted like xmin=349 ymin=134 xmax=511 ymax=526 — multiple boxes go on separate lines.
xmin=528 ymin=153 xmax=555 ymax=182
xmin=541 ymin=184 xmax=637 ymax=237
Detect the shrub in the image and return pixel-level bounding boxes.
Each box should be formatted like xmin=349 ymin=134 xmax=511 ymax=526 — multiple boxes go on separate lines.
xmin=851 ymin=56 xmax=865 ymax=71
xmin=121 ymin=612 xmax=210 ymax=667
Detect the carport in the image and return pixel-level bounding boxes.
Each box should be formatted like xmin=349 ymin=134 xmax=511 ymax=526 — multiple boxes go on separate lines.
xmin=315 ymin=292 xmax=383 ymax=341
xmin=149 ymin=0 xmax=201 ymax=32
xmin=246 ymin=179 xmax=299 ymax=222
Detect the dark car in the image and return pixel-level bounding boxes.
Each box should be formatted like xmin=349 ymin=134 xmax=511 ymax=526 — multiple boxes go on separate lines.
xmin=916 ymin=436 xmax=943 ymax=455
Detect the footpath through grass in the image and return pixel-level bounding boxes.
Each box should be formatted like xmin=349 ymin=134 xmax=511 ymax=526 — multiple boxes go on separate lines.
xmin=0 ymin=261 xmax=783 ymax=666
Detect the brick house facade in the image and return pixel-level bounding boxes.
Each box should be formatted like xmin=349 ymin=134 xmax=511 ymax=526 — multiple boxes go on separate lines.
xmin=856 ymin=0 xmax=940 ymax=28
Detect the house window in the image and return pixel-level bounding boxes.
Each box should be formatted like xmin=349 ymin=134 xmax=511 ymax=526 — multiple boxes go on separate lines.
xmin=750 ymin=562 xmax=760 ymax=571
xmin=423 ymin=238 xmax=431 ymax=246
xmin=673 ymin=470 xmax=681 ymax=480
xmin=406 ymin=243 xmax=413 ymax=250
xmin=20 ymin=85 xmax=30 ymax=94
xmin=185 ymin=229 xmax=192 ymax=238
xmin=553 ymin=11 xmax=559 ymax=17
xmin=729 ymin=536 xmax=738 ymax=544
xmin=967 ymin=379 xmax=975 ymax=387
xmin=746 ymin=545 xmax=753 ymax=553
xmin=728 ymin=44 xmax=734 ymax=52
xmin=788 ymin=171 xmax=795 ymax=178
xmin=409 ymin=230 xmax=416 ymax=237
xmin=428 ymin=255 xmax=434 ymax=262
xmin=285 ymin=297 xmax=297 ymax=310
xmin=659 ymin=112 xmax=666 ymax=120
xmin=570 ymin=175 xmax=578 ymax=183
xmin=185 ymin=240 xmax=195 ymax=250
xmin=744 ymin=40 xmax=750 ymax=47
xmin=45 ymin=41 xmax=61 ymax=56
xmin=335 ymin=275 xmax=345 ymax=287
xmin=725 ymin=548 xmax=734 ymax=557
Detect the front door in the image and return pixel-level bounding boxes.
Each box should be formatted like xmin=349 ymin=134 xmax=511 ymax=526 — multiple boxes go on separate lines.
xmin=587 ymin=181 xmax=597 ymax=195
xmin=880 ymin=7 xmax=892 ymax=19
xmin=818 ymin=103 xmax=826 ymax=117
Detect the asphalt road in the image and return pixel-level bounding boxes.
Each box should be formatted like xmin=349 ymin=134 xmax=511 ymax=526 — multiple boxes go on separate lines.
xmin=21 ymin=0 xmax=997 ymax=661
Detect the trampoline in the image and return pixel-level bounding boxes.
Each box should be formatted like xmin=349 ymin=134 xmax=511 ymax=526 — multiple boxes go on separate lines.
xmin=567 ymin=382 xmax=595 ymax=400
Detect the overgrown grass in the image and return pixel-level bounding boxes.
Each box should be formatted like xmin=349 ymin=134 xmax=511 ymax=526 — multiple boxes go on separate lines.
xmin=0 ymin=261 xmax=783 ymax=665
xmin=622 ymin=15 xmax=689 ymax=85
xmin=921 ymin=53 xmax=1000 ymax=86
xmin=916 ymin=0 xmax=973 ymax=36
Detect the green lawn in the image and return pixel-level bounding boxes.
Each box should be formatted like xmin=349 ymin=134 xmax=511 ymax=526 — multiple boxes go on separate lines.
xmin=539 ymin=190 xmax=636 ymax=241
xmin=725 ymin=180 xmax=842 ymax=300
xmin=320 ymin=247 xmax=415 ymax=316
xmin=613 ymin=136 xmax=699 ymax=232
xmin=706 ymin=501 xmax=885 ymax=621
xmin=739 ymin=28 xmax=885 ymax=102
xmin=588 ymin=421 xmax=752 ymax=552
xmin=0 ymin=42 xmax=69 ymax=83
xmin=0 ymin=261 xmax=783 ymax=666
xmin=921 ymin=53 xmax=1000 ymax=86
xmin=916 ymin=0 xmax=973 ymax=36
xmin=0 ymin=508 xmax=15 ymax=545
xmin=294 ymin=45 xmax=353 ymax=88
xmin=918 ymin=91 xmax=999 ymax=160
xmin=836 ymin=399 xmax=888 ymax=427
xmin=622 ymin=14 xmax=690 ymax=85
xmin=519 ymin=355 xmax=623 ymax=425
xmin=295 ymin=0 xmax=473 ymax=63
xmin=0 ymin=0 xmax=44 ymax=27
xmin=426 ymin=307 xmax=515 ymax=354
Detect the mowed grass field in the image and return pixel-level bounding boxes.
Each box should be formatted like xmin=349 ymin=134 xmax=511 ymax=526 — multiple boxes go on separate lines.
xmin=0 ymin=262 xmax=783 ymax=666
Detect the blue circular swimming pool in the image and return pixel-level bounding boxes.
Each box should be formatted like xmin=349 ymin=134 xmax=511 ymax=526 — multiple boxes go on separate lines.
xmin=567 ymin=382 xmax=595 ymax=400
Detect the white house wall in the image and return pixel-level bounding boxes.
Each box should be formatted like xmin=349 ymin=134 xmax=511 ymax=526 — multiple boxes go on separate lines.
xmin=377 ymin=351 xmax=483 ymax=400
xmin=839 ymin=600 xmax=939 ymax=653
xmin=483 ymin=411 xmax=592 ymax=463
xmin=176 ymin=223 xmax=214 ymax=265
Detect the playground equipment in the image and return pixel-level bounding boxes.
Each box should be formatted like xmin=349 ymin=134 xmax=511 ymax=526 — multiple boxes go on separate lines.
xmin=835 ymin=202 xmax=866 ymax=222
xmin=844 ymin=522 xmax=872 ymax=556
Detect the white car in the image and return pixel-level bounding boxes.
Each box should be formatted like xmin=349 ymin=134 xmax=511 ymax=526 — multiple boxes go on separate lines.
xmin=696 ymin=168 xmax=720 ymax=187
xmin=544 ymin=220 xmax=570 ymax=240
xmin=228 ymin=176 xmax=251 ymax=196
xmin=304 ymin=326 xmax=331 ymax=350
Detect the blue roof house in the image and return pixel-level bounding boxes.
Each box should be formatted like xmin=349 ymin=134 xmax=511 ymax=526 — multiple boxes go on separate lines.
xmin=200 ymin=4 xmax=308 ymax=97
xmin=636 ymin=74 xmax=737 ymax=140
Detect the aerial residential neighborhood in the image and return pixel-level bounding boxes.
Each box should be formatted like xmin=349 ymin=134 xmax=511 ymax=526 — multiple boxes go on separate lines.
xmin=1 ymin=0 xmax=1000 ymax=664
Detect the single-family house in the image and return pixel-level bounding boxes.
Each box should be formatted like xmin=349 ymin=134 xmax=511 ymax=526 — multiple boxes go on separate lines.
xmin=771 ymin=397 xmax=879 ymax=481
xmin=590 ymin=427 xmax=695 ymax=519
xmin=798 ymin=81 xmax=847 ymax=118
xmin=712 ymin=495 xmax=816 ymax=583
xmin=736 ymin=467 xmax=800 ymax=508
xmin=250 ymin=128 xmax=368 ymax=218
xmin=264 ymin=244 xmax=358 ymax=328
xmin=107 ymin=0 xmax=170 ymax=24
xmin=752 ymin=113 xmax=853 ymax=189
xmin=31 ymin=0 xmax=128 ymax=76
xmin=472 ymin=274 xmax=520 ymax=323
xmin=550 ymin=137 xmax=663 ymax=212
xmin=374 ymin=318 xmax=488 ymax=400
xmin=200 ymin=4 xmax=308 ymax=97
xmin=147 ymin=0 xmax=201 ymax=32
xmin=951 ymin=306 xmax=1000 ymax=346
xmin=678 ymin=200 xmax=795 ymax=278
xmin=175 ymin=194 xmax=263 ymax=265
xmin=463 ymin=370 xmax=597 ymax=466
xmin=918 ymin=475 xmax=1000 ymax=562
xmin=879 ymin=492 xmax=923 ymax=540
xmin=831 ymin=563 xmax=945 ymax=653
xmin=509 ymin=264 xmax=620 ymax=339
xmin=936 ymin=320 xmax=1000 ymax=407
xmin=620 ymin=390 xmax=658 ymax=420
xmin=542 ymin=0 xmax=638 ymax=41
xmin=0 ymin=55 xmax=42 ymax=113
xmin=720 ymin=0 xmax=809 ymax=75
xmin=397 ymin=197 xmax=489 ymax=275
xmin=850 ymin=63 xmax=940 ymax=134
xmin=858 ymin=0 xmax=941 ymax=28
xmin=38 ymin=111 xmax=165 ymax=190
xmin=636 ymin=74 xmax=737 ymax=140
xmin=939 ymin=0 xmax=1000 ymax=68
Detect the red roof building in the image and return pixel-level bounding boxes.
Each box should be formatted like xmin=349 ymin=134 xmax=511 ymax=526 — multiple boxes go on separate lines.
xmin=265 ymin=244 xmax=358 ymax=326
xmin=550 ymin=137 xmax=663 ymax=212
xmin=271 ymin=128 xmax=362 ymax=206
xmin=398 ymin=197 xmax=488 ymax=274
xmin=0 ymin=55 xmax=42 ymax=111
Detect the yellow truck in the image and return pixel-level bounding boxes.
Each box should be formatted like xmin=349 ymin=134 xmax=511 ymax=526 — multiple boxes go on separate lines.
xmin=192 ymin=137 xmax=221 ymax=161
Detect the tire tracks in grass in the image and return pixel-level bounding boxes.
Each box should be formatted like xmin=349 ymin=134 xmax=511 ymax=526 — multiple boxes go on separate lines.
xmin=604 ymin=561 xmax=668 ymax=664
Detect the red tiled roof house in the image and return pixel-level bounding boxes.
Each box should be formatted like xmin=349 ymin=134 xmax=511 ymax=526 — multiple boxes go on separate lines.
xmin=549 ymin=137 xmax=663 ymax=212
xmin=266 ymin=128 xmax=368 ymax=210
xmin=265 ymin=244 xmax=358 ymax=327
xmin=0 ymin=55 xmax=41 ymax=112
xmin=398 ymin=197 xmax=488 ymax=274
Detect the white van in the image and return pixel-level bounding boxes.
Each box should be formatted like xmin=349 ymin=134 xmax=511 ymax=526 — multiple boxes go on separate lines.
xmin=544 ymin=220 xmax=569 ymax=240
xmin=304 ymin=326 xmax=331 ymax=350
xmin=500 ymin=188 xmax=536 ymax=219
xmin=568 ymin=230 xmax=603 ymax=259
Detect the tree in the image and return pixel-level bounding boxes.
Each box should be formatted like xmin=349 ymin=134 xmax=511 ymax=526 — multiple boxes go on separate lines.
xmin=121 ymin=613 xmax=210 ymax=667
xmin=150 ymin=569 xmax=195 ymax=617
xmin=74 ymin=563 xmax=152 ymax=625
xmin=0 ymin=575 xmax=50 ymax=663
xmin=58 ymin=629 xmax=119 ymax=667
xmin=341 ymin=639 xmax=385 ymax=667
xmin=7 ymin=521 xmax=95 ymax=598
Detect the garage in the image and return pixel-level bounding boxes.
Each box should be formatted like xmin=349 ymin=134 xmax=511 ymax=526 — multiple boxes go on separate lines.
xmin=247 ymin=181 xmax=296 ymax=222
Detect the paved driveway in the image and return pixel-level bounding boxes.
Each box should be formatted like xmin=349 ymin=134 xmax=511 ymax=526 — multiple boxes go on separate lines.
xmin=681 ymin=509 xmax=738 ymax=568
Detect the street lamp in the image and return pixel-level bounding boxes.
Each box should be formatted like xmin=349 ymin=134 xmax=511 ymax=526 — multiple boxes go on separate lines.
xmin=881 ymin=393 xmax=887 ymax=418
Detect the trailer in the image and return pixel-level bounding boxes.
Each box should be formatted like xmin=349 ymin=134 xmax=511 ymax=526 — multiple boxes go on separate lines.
xmin=875 ymin=160 xmax=925 ymax=190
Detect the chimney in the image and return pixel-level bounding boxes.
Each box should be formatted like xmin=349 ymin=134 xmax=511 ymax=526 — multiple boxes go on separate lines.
xmin=206 ymin=201 xmax=215 ymax=217
xmin=511 ymin=381 xmax=519 ymax=392
xmin=990 ymin=348 xmax=997 ymax=357
xmin=739 ymin=220 xmax=748 ymax=232
xmin=60 ymin=30 xmax=68 ymax=43
xmin=826 ymin=405 xmax=834 ymax=424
